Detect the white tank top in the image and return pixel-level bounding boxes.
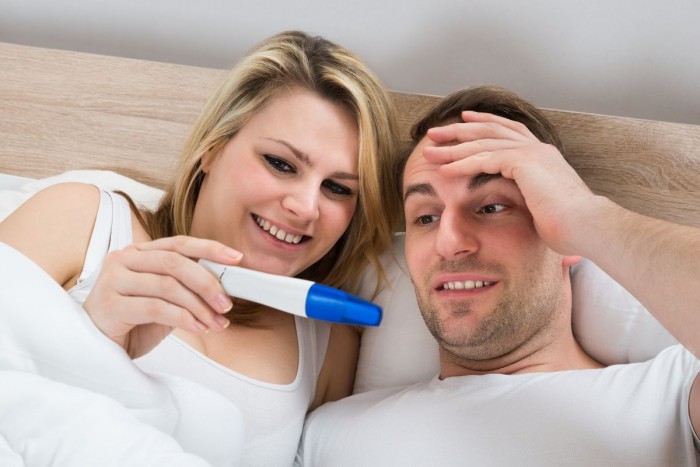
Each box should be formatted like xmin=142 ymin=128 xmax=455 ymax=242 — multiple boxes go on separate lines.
xmin=68 ymin=189 xmax=331 ymax=467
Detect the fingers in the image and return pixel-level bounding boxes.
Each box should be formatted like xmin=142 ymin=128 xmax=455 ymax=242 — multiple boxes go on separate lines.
xmin=421 ymin=111 xmax=554 ymax=181
xmin=460 ymin=110 xmax=536 ymax=138
xmin=130 ymin=235 xmax=244 ymax=330
xmin=115 ymin=269 xmax=232 ymax=332
xmin=437 ymin=152 xmax=505 ymax=180
xmin=105 ymin=246 xmax=233 ymax=329
xmin=84 ymin=235 xmax=246 ymax=356
xmin=426 ymin=111 xmax=535 ymax=146
xmin=134 ymin=235 xmax=243 ymax=264
xmin=433 ymin=142 xmax=565 ymax=183
xmin=104 ymin=295 xmax=211 ymax=337
xmin=423 ymin=138 xmax=527 ymax=166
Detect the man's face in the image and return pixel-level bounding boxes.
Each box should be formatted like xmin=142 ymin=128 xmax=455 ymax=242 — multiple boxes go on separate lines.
xmin=402 ymin=136 xmax=568 ymax=364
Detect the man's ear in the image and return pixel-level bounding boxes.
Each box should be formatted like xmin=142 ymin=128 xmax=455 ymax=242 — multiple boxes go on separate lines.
xmin=563 ymin=255 xmax=583 ymax=268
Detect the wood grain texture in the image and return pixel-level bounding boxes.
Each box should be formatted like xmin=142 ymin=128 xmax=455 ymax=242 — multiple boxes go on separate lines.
xmin=1 ymin=42 xmax=699 ymax=227
xmin=0 ymin=42 xmax=224 ymax=189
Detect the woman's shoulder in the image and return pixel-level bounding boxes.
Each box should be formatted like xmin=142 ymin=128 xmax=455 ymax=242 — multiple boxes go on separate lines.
xmin=16 ymin=182 xmax=102 ymax=238
xmin=0 ymin=182 xmax=102 ymax=287
xmin=36 ymin=181 xmax=101 ymax=200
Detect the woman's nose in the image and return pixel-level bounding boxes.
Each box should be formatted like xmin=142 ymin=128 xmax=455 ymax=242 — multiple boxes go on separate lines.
xmin=282 ymin=184 xmax=321 ymax=222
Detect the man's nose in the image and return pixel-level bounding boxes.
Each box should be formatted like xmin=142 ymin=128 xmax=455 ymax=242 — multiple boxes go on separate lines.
xmin=434 ymin=209 xmax=479 ymax=258
xmin=282 ymin=183 xmax=321 ymax=222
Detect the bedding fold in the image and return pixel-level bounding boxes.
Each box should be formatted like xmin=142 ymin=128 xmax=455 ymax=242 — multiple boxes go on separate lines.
xmin=0 ymin=241 xmax=244 ymax=466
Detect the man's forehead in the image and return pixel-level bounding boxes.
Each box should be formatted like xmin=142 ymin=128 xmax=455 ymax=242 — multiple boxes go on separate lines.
xmin=403 ymin=137 xmax=504 ymax=198
xmin=404 ymin=136 xmax=445 ymax=178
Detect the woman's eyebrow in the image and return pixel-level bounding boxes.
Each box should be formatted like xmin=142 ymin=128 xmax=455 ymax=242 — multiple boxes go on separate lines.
xmin=265 ymin=138 xmax=312 ymax=166
xmin=264 ymin=137 xmax=358 ymax=181
xmin=333 ymin=172 xmax=359 ymax=181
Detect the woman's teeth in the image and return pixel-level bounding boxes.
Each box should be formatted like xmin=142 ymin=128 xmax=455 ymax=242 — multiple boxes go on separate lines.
xmin=442 ymin=280 xmax=493 ymax=290
xmin=255 ymin=215 xmax=303 ymax=244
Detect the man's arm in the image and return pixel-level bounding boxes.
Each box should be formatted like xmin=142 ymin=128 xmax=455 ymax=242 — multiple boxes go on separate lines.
xmin=569 ymin=197 xmax=700 ymax=354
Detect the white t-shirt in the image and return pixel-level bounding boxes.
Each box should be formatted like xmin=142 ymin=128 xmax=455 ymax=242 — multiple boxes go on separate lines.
xmin=298 ymin=344 xmax=700 ymax=467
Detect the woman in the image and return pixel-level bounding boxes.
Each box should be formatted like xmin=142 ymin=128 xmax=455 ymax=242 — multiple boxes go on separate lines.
xmin=0 ymin=31 xmax=401 ymax=465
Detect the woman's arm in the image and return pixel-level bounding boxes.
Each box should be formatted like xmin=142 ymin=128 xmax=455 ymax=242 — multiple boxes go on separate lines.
xmin=0 ymin=182 xmax=100 ymax=288
xmin=1 ymin=183 xmax=243 ymax=358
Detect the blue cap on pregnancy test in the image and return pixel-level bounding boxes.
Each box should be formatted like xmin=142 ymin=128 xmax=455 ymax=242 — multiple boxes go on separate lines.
xmin=305 ymin=283 xmax=382 ymax=326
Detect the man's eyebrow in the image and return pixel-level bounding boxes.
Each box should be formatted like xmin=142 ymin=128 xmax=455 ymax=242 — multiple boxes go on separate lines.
xmin=265 ymin=138 xmax=312 ymax=167
xmin=468 ymin=173 xmax=503 ymax=191
xmin=404 ymin=183 xmax=436 ymax=202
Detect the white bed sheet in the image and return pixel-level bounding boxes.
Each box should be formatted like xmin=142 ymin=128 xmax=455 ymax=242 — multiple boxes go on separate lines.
xmin=0 ymin=236 xmax=244 ymax=465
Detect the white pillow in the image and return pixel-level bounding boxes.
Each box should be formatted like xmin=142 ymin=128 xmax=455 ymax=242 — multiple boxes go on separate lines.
xmin=353 ymin=233 xmax=678 ymax=393
xmin=353 ymin=234 xmax=439 ymax=394
xmin=1 ymin=170 xmax=678 ymax=394
xmin=570 ymin=259 xmax=678 ymax=366
xmin=0 ymin=173 xmax=33 ymax=191
xmin=0 ymin=170 xmax=163 ymax=222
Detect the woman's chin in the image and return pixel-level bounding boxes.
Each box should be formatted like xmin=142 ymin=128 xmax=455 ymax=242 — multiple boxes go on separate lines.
xmin=240 ymin=258 xmax=305 ymax=278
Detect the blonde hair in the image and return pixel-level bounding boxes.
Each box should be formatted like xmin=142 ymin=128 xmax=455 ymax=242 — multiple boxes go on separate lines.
xmin=141 ymin=31 xmax=401 ymax=322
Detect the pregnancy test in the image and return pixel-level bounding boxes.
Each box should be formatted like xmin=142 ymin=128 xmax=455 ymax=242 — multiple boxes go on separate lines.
xmin=199 ymin=259 xmax=382 ymax=326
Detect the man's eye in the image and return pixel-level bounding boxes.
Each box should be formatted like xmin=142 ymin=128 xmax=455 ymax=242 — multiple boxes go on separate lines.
xmin=479 ymin=203 xmax=507 ymax=215
xmin=263 ymin=155 xmax=295 ymax=173
xmin=413 ymin=214 xmax=439 ymax=226
xmin=322 ymin=180 xmax=353 ymax=198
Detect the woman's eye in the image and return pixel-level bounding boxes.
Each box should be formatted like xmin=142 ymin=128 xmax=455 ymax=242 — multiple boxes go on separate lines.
xmin=479 ymin=203 xmax=507 ymax=215
xmin=322 ymin=180 xmax=353 ymax=198
xmin=263 ymin=155 xmax=295 ymax=174
xmin=413 ymin=214 xmax=439 ymax=226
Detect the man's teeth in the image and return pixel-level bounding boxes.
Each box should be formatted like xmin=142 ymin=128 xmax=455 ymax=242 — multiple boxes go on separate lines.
xmin=255 ymin=216 xmax=302 ymax=244
xmin=442 ymin=280 xmax=493 ymax=290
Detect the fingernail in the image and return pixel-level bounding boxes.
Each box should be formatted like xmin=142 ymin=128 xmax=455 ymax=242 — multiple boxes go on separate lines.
xmin=214 ymin=314 xmax=230 ymax=330
xmin=194 ymin=321 xmax=209 ymax=334
xmin=216 ymin=293 xmax=233 ymax=312
xmin=224 ymin=247 xmax=243 ymax=262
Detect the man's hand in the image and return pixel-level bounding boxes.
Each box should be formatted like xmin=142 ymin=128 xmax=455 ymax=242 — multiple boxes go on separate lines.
xmin=422 ymin=110 xmax=602 ymax=255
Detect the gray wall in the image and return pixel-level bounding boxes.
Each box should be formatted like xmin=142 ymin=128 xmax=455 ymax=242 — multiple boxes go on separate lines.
xmin=2 ymin=0 xmax=699 ymax=124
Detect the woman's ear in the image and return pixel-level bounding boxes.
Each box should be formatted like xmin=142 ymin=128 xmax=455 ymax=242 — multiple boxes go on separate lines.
xmin=200 ymin=148 xmax=216 ymax=174
xmin=562 ymin=255 xmax=583 ymax=268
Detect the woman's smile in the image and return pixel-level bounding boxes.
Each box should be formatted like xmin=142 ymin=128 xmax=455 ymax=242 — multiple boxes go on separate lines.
xmin=253 ymin=214 xmax=306 ymax=245
xmin=191 ymin=87 xmax=359 ymax=277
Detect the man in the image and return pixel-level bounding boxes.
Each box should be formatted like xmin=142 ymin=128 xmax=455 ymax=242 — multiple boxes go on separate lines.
xmin=296 ymin=86 xmax=700 ymax=465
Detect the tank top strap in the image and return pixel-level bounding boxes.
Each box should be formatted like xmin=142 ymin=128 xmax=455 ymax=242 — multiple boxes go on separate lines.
xmin=68 ymin=189 xmax=133 ymax=305
xmin=296 ymin=317 xmax=331 ymax=407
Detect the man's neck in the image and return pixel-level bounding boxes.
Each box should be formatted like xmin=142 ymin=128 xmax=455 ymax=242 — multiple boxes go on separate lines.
xmin=438 ymin=325 xmax=603 ymax=378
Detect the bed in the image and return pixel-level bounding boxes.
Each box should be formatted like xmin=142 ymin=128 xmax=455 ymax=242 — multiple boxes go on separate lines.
xmin=2 ymin=42 xmax=699 ymax=226
xmin=1 ymin=41 xmax=700 ymax=466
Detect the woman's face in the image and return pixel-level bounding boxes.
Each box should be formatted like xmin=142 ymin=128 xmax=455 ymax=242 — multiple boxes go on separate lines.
xmin=191 ymin=88 xmax=360 ymax=277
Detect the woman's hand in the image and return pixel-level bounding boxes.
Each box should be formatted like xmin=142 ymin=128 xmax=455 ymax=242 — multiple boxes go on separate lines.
xmin=422 ymin=110 xmax=600 ymax=255
xmin=83 ymin=235 xmax=243 ymax=358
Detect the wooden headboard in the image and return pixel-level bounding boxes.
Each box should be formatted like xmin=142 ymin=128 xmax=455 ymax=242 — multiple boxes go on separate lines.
xmin=1 ymin=42 xmax=699 ymax=228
